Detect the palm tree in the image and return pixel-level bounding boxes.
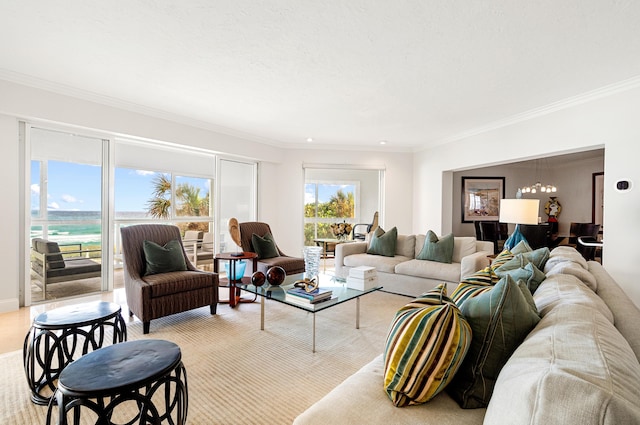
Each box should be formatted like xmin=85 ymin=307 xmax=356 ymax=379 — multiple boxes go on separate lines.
xmin=146 ymin=174 xmax=172 ymax=218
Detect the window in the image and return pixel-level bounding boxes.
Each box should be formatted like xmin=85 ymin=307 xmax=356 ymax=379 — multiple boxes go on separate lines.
xmin=304 ymin=166 xmax=383 ymax=246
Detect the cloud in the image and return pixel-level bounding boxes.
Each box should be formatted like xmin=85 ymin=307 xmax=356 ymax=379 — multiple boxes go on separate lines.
xmin=48 ymin=202 xmax=60 ymax=210
xmin=136 ymin=170 xmax=155 ymax=176
xmin=304 ymin=190 xmax=316 ymax=204
xmin=62 ymin=194 xmax=79 ymax=203
xmin=31 ymin=183 xmax=40 ymax=194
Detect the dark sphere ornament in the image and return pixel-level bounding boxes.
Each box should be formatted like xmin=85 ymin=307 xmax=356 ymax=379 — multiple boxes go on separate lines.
xmin=266 ymin=266 xmax=286 ymax=286
xmin=251 ymin=271 xmax=266 ymax=287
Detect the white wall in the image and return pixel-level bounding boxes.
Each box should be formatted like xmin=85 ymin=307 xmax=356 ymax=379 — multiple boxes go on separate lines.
xmin=414 ymin=87 xmax=640 ymax=307
xmin=0 ymin=80 xmax=413 ymax=312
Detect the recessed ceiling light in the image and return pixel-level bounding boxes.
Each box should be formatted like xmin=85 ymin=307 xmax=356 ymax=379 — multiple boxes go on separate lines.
xmin=306 ymin=137 xmax=314 ymax=143
xmin=379 ymin=140 xmax=388 ymax=145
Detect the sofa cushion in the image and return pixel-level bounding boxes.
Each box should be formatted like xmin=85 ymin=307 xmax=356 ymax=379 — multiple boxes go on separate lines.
xmin=384 ymin=284 xmax=471 ymax=407
xmin=533 ymin=273 xmax=614 ymax=322
xmin=395 ymin=234 xmax=416 ymax=258
xmin=395 ymin=259 xmax=461 ymax=283
xmin=416 ymin=231 xmax=455 ymax=263
xmin=344 ymin=253 xmax=410 ymax=274
xmin=484 ymin=304 xmax=640 ymax=424
xmin=367 ymin=227 xmax=398 ymax=257
xmin=251 ymin=232 xmax=280 ymax=259
xmin=34 ymin=239 xmax=66 ymax=269
xmin=143 ymin=239 xmax=187 ymax=276
xmin=448 ymin=275 xmax=541 ymax=409
xmin=452 ymin=237 xmax=477 ymax=263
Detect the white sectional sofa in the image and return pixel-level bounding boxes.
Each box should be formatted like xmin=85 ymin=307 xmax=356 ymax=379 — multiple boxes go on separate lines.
xmin=294 ymin=247 xmax=640 ymax=425
xmin=335 ymin=234 xmax=494 ymax=297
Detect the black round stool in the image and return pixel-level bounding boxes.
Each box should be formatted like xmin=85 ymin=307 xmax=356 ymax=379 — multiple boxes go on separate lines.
xmin=23 ymin=301 xmax=127 ymax=405
xmin=46 ymin=339 xmax=188 ymax=425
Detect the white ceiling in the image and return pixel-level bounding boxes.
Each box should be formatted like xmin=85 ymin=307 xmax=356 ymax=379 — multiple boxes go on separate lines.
xmin=1 ymin=1 xmax=640 ymax=152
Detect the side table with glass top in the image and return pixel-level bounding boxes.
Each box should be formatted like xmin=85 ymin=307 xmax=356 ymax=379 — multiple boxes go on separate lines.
xmin=240 ymin=275 xmax=382 ymax=352
xmin=214 ymin=252 xmax=258 ymax=308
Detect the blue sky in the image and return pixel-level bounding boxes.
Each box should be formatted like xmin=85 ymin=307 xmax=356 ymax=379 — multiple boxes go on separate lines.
xmin=31 ymin=161 xmax=210 ymax=212
xmin=305 ymin=183 xmax=355 ymax=205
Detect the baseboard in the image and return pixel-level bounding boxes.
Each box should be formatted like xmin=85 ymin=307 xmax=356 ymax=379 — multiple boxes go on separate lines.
xmin=0 ymin=298 xmax=19 ymax=314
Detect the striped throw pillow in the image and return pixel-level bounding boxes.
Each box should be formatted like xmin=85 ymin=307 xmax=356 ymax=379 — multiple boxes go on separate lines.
xmin=383 ymin=284 xmax=472 ymax=407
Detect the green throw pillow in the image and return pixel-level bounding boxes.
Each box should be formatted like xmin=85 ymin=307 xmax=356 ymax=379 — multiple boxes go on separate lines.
xmin=510 ymin=240 xmax=532 ymax=255
xmin=251 ymin=232 xmax=280 ymax=259
xmin=495 ymin=247 xmax=550 ymax=274
xmin=495 ymin=261 xmax=546 ymax=295
xmin=384 ymin=284 xmax=471 ymax=407
xmin=448 ymin=275 xmax=541 ymax=409
xmin=367 ymin=227 xmax=398 ymax=257
xmin=143 ymin=239 xmax=187 ymax=276
xmin=416 ymin=230 xmax=454 ymax=263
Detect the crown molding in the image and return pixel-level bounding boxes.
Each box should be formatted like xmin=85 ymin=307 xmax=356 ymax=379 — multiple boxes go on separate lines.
xmin=418 ymin=74 xmax=640 ymax=152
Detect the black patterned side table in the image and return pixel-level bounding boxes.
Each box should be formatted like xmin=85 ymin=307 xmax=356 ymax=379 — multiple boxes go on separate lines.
xmin=23 ymin=301 xmax=127 ymax=405
xmin=46 ymin=339 xmax=188 ymax=425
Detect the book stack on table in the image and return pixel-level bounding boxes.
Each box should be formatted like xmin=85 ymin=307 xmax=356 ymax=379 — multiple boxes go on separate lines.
xmin=346 ymin=266 xmax=378 ymax=291
xmin=285 ymin=287 xmax=334 ymax=307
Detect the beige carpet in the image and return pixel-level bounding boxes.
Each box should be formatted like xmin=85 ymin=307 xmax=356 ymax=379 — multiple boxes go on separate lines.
xmin=1 ymin=289 xmax=410 ymax=424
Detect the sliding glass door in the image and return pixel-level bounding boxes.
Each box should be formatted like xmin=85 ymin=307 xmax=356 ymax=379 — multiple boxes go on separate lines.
xmin=29 ymin=128 xmax=105 ymax=303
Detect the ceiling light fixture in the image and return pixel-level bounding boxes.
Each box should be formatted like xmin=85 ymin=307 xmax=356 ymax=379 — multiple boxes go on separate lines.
xmin=379 ymin=140 xmax=387 ymax=145
xmin=306 ymin=137 xmax=313 ymax=143
xmin=519 ymin=159 xmax=557 ymax=194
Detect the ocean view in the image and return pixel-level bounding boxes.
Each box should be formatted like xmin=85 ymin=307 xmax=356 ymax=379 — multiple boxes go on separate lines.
xmin=31 ymin=211 xmax=149 ymax=247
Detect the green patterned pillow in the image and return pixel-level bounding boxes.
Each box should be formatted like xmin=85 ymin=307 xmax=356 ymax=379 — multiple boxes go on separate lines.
xmin=416 ymin=230 xmax=455 ymax=263
xmin=384 ymin=284 xmax=471 ymax=407
xmin=251 ymin=232 xmax=280 ymax=259
xmin=490 ymin=249 xmax=514 ymax=269
xmin=451 ymin=282 xmax=493 ymax=307
xmin=143 ymin=239 xmax=187 ymax=276
xmin=367 ymin=227 xmax=398 ymax=257
xmin=448 ymin=275 xmax=541 ymax=408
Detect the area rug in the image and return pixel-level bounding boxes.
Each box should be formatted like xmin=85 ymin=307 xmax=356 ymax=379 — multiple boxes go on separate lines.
xmin=1 ymin=290 xmax=409 ymax=424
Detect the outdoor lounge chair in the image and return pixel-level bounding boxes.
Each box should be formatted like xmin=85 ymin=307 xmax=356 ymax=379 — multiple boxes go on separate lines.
xmin=30 ymin=238 xmax=102 ymax=299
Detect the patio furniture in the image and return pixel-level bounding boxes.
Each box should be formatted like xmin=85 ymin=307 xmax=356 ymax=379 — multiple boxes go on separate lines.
xmin=120 ymin=224 xmax=218 ymax=334
xmin=30 ymin=238 xmax=102 ymax=299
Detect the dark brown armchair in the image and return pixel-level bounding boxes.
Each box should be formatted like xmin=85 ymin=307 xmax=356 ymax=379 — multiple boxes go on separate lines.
xmin=238 ymin=221 xmax=305 ymax=275
xmin=120 ymin=224 xmax=218 ymax=334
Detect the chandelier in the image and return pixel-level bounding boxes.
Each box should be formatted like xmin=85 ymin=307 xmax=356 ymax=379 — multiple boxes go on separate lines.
xmin=520 ymin=182 xmax=557 ymax=194
xmin=519 ymin=158 xmax=558 ymax=194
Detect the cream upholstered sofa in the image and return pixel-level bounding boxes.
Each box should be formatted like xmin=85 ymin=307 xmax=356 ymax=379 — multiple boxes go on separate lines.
xmin=294 ymin=247 xmax=640 ymax=425
xmin=335 ymin=234 xmax=494 ymax=297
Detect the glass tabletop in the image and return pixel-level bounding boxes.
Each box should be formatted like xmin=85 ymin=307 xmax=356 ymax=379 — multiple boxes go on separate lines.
xmin=238 ymin=274 xmax=382 ymax=313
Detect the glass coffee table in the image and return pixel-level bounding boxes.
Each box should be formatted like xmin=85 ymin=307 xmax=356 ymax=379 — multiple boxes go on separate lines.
xmin=239 ymin=274 xmax=382 ymax=352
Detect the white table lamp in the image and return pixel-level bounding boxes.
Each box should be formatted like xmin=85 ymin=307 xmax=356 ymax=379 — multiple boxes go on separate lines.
xmin=499 ymin=199 xmax=540 ymax=251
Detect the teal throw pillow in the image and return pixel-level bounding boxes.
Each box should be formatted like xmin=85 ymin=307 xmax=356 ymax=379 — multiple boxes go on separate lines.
xmin=510 ymin=240 xmax=532 ymax=255
xmin=448 ymin=275 xmax=541 ymax=409
xmin=496 ymin=247 xmax=550 ymax=274
xmin=251 ymin=232 xmax=280 ymax=259
xmin=495 ymin=261 xmax=546 ymax=295
xmin=416 ymin=230 xmax=454 ymax=263
xmin=143 ymin=239 xmax=187 ymax=276
xmin=367 ymin=227 xmax=398 ymax=257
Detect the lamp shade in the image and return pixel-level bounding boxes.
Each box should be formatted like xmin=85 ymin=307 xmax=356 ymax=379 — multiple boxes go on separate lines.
xmin=499 ymin=199 xmax=540 ymax=225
